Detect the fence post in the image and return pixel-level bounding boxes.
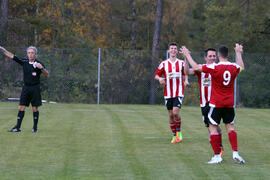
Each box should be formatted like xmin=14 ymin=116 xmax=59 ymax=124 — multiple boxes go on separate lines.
xmin=97 ymin=48 xmax=101 ymax=104
xmin=234 ymin=54 xmax=237 ymax=107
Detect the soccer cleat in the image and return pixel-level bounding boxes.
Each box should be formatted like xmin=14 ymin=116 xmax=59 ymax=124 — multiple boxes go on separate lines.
xmin=175 ymin=135 xmax=181 ymax=143
xmin=32 ymin=128 xmax=38 ymax=133
xmin=233 ymin=153 xmax=245 ymax=164
xmin=8 ymin=127 xmax=21 ymax=132
xmin=220 ymin=148 xmax=224 ymax=157
xmin=207 ymin=155 xmax=223 ymax=164
xmin=176 ymin=131 xmax=182 ymax=142
xmin=171 ymin=136 xmax=178 ymax=143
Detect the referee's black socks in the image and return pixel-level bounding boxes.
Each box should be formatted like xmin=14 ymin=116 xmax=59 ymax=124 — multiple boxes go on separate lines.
xmin=16 ymin=111 xmax=25 ymax=129
xmin=33 ymin=111 xmax=39 ymax=130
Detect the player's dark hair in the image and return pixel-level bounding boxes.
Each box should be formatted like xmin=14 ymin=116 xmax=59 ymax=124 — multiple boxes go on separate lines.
xmin=168 ymin=42 xmax=178 ymax=49
xmin=204 ymin=48 xmax=216 ymax=57
xmin=218 ymin=45 xmax=229 ymax=58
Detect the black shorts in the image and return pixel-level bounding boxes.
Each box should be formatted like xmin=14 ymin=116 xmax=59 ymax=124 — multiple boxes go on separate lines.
xmin=19 ymin=85 xmax=42 ymax=107
xmin=165 ymin=97 xmax=183 ymax=110
xmin=201 ymin=102 xmax=210 ymax=127
xmin=208 ymin=107 xmax=235 ymax=125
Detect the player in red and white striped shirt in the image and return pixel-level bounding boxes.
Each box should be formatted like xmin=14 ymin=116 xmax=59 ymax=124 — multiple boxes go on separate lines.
xmin=155 ymin=42 xmax=189 ymax=143
xmin=186 ymin=48 xmax=224 ymax=155
xmin=181 ymin=43 xmax=245 ymax=164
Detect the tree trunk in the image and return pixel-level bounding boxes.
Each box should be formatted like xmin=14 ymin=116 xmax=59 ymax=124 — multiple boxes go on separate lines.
xmin=149 ymin=0 xmax=163 ymax=104
xmin=129 ymin=0 xmax=136 ymax=50
xmin=49 ymin=0 xmax=56 ymax=100
xmin=0 ymin=0 xmax=8 ymax=44
xmin=243 ymin=0 xmax=249 ymax=28
xmin=34 ymin=0 xmax=40 ymax=46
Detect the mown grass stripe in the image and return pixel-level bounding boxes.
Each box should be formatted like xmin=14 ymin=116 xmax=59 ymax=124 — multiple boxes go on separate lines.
xmin=104 ymin=105 xmax=150 ymax=179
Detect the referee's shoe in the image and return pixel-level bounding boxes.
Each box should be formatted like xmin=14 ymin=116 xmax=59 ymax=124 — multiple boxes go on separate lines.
xmin=8 ymin=126 xmax=21 ymax=132
xmin=32 ymin=128 xmax=38 ymax=133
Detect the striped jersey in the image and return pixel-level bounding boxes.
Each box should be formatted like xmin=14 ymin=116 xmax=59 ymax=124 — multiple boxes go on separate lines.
xmin=202 ymin=62 xmax=240 ymax=108
xmin=195 ymin=66 xmax=212 ymax=107
xmin=155 ymin=58 xmax=185 ymax=99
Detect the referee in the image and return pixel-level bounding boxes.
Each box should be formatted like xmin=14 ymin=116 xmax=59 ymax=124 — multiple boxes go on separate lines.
xmin=0 ymin=45 xmax=49 ymax=133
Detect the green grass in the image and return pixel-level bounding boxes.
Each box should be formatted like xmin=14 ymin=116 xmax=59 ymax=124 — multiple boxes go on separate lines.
xmin=0 ymin=102 xmax=269 ymax=180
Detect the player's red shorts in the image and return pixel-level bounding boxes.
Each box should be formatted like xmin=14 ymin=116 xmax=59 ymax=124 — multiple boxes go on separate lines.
xmin=208 ymin=107 xmax=235 ymax=125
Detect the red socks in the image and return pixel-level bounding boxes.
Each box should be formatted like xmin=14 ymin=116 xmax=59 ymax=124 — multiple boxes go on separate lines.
xmin=228 ymin=130 xmax=238 ymax=151
xmin=175 ymin=118 xmax=181 ymax=132
xmin=170 ymin=123 xmax=176 ymax=136
xmin=218 ymin=133 xmax=223 ymax=149
xmin=210 ymin=133 xmax=221 ymax=154
xmin=210 ymin=130 xmax=237 ymax=154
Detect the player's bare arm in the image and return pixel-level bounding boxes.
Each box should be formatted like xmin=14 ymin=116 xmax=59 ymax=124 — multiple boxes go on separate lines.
xmin=35 ymin=62 xmax=49 ymax=78
xmin=155 ymin=75 xmax=165 ymax=85
xmin=184 ymin=58 xmax=195 ymax=75
xmin=184 ymin=75 xmax=190 ymax=87
xmin=184 ymin=58 xmax=189 ymax=75
xmin=180 ymin=46 xmax=202 ymax=72
xmin=234 ymin=43 xmax=245 ymax=71
xmin=183 ymin=59 xmax=190 ymax=86
xmin=0 ymin=46 xmax=14 ymax=59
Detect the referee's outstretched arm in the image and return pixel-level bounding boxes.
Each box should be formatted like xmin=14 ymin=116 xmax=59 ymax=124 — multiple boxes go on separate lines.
xmin=0 ymin=45 xmax=14 ymax=59
xmin=1 ymin=45 xmax=49 ymax=78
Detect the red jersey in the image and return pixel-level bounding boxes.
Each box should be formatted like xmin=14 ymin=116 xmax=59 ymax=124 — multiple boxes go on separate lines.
xmin=195 ymin=66 xmax=211 ymax=107
xmin=156 ymin=58 xmax=185 ymax=99
xmin=202 ymin=62 xmax=240 ymax=108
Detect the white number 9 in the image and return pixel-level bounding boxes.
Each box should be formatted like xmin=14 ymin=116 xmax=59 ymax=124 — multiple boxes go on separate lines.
xmin=223 ymin=71 xmax=231 ymax=85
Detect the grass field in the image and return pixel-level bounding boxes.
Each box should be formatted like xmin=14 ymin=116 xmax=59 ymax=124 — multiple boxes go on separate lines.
xmin=0 ymin=102 xmax=269 ymax=180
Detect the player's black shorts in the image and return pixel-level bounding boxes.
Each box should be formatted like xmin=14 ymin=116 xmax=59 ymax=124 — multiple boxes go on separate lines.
xmin=201 ymin=102 xmax=210 ymax=127
xmin=165 ymin=96 xmax=183 ymax=110
xmin=19 ymin=84 xmax=42 ymax=107
xmin=208 ymin=107 xmax=235 ymax=125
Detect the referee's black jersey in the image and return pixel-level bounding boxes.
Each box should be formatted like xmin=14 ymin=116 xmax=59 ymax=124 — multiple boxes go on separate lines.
xmin=13 ymin=55 xmax=46 ymax=86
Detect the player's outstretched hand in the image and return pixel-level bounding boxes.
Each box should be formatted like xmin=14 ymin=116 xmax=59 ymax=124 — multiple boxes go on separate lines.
xmin=235 ymin=43 xmax=243 ymax=54
xmin=179 ymin=46 xmax=190 ymax=57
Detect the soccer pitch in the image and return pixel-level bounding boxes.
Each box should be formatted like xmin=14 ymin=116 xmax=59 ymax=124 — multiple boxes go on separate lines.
xmin=0 ymin=102 xmax=269 ymax=180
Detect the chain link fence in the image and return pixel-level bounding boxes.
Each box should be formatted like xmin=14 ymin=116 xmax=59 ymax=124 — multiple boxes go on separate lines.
xmin=0 ymin=48 xmax=269 ymax=108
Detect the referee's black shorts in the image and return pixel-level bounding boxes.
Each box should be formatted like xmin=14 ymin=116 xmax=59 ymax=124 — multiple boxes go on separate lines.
xmin=19 ymin=84 xmax=42 ymax=107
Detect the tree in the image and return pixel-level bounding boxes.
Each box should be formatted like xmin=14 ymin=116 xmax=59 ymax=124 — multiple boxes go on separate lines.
xmin=0 ymin=0 xmax=8 ymax=44
xmin=203 ymin=0 xmax=270 ymax=52
xmin=149 ymin=0 xmax=163 ymax=104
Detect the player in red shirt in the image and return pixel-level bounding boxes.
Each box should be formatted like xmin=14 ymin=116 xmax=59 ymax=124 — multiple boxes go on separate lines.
xmin=186 ymin=48 xmax=224 ymax=155
xmin=155 ymin=42 xmax=189 ymax=143
xmin=180 ymin=43 xmax=245 ymax=164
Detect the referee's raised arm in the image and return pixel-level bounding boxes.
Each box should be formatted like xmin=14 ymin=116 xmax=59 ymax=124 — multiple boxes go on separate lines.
xmin=0 ymin=45 xmax=14 ymax=59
